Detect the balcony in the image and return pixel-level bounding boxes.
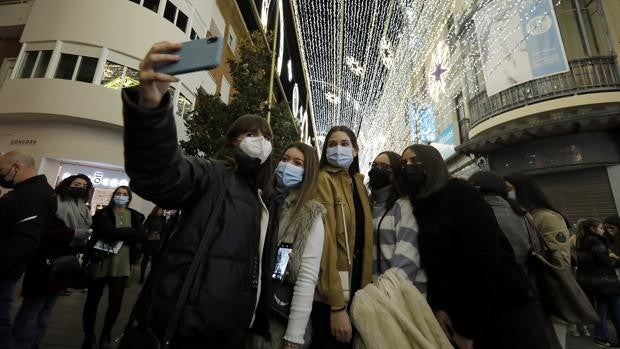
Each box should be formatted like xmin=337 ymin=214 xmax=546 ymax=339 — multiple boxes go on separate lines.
xmin=468 ymin=56 xmax=620 ymax=128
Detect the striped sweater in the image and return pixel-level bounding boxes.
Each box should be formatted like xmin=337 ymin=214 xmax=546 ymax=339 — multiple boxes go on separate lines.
xmin=372 ymin=186 xmax=427 ymax=292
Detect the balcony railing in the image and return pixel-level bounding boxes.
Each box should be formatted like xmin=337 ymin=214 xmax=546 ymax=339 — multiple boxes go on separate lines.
xmin=0 ymin=0 xmax=30 ymax=5
xmin=468 ymin=56 xmax=620 ymax=128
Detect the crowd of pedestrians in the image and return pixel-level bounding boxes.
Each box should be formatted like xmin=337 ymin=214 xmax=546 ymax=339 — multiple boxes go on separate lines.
xmin=0 ymin=40 xmax=619 ymax=349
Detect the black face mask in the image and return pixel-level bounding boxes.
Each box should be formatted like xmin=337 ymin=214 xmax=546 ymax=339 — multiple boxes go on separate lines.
xmin=0 ymin=167 xmax=16 ymax=189
xmin=404 ymin=163 xmax=427 ymax=194
xmin=368 ymin=167 xmax=392 ymax=191
xmin=68 ymin=187 xmax=88 ymax=199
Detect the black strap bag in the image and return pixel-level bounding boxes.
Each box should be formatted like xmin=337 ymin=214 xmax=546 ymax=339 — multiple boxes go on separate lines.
xmin=118 ymin=180 xmax=228 ymax=349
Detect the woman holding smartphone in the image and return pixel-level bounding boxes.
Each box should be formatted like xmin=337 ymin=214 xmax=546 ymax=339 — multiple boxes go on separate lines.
xmin=248 ymin=142 xmax=325 ymax=349
xmin=311 ymin=126 xmax=373 ymax=348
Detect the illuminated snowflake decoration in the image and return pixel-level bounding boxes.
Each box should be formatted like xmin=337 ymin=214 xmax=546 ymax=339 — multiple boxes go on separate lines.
xmin=345 ymin=56 xmax=364 ymax=76
xmin=380 ymin=37 xmax=394 ymax=69
xmin=325 ymin=92 xmax=341 ymax=104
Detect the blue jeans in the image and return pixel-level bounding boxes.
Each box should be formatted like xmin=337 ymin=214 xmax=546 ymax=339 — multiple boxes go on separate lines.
xmin=12 ymin=294 xmax=59 ymax=349
xmin=594 ymin=294 xmax=620 ymax=342
xmin=0 ymin=280 xmax=17 ymax=349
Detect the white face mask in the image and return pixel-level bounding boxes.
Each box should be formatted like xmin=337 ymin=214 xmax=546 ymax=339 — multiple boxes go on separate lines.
xmin=239 ymin=136 xmax=272 ymax=164
xmin=507 ymin=191 xmax=517 ymax=200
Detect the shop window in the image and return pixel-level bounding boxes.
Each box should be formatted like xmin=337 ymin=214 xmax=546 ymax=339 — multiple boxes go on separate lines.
xmin=76 ymin=56 xmax=98 ymax=83
xmin=163 ymin=1 xmax=177 ymax=24
xmin=18 ymin=51 xmax=38 ymax=78
xmin=33 ymin=50 xmax=52 ymax=78
xmin=142 ymin=0 xmax=159 ymax=12
xmin=176 ymin=10 xmax=188 ymax=32
xmin=54 ymin=53 xmax=78 ymax=80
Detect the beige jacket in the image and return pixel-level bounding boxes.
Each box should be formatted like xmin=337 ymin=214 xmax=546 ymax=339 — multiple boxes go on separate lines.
xmin=532 ymin=208 xmax=571 ymax=266
xmin=350 ymin=269 xmax=452 ymax=349
xmin=316 ymin=166 xmax=374 ymax=307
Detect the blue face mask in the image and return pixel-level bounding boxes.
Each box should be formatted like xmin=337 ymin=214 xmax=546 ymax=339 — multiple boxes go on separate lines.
xmin=275 ymin=162 xmax=304 ymax=188
xmin=326 ymin=146 xmax=354 ymax=169
xmin=113 ymin=195 xmax=129 ymax=206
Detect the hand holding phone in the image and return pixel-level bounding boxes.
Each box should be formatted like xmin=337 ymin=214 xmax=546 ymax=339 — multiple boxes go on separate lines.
xmin=154 ymin=37 xmax=224 ymax=75
xmin=137 ymin=41 xmax=182 ymax=109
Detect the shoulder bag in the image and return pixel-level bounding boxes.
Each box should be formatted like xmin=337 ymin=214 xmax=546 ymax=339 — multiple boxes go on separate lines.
xmin=524 ymin=215 xmax=599 ymax=325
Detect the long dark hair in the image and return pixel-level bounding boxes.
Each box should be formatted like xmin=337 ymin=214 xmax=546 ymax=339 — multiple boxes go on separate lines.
xmin=576 ymin=218 xmax=602 ymax=250
xmin=108 ymin=185 xmax=132 ymax=207
xmin=217 ymin=114 xmax=274 ymax=199
xmin=402 ymin=144 xmax=450 ymax=198
xmin=319 ymin=126 xmax=360 ymax=176
xmin=503 ymin=172 xmax=566 ymax=218
xmin=278 ymin=142 xmax=320 ymax=217
xmin=55 ymin=174 xmax=93 ymax=201
xmin=469 ymin=171 xmax=527 ymax=216
xmin=370 ymin=151 xmax=405 ymax=211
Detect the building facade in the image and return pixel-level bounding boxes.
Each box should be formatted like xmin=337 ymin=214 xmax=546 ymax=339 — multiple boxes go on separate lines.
xmin=0 ymin=0 xmax=251 ymax=211
xmin=452 ymin=0 xmax=620 ymax=224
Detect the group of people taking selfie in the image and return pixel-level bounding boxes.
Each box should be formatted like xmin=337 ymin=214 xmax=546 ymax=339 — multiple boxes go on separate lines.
xmin=107 ymin=41 xmax=600 ymax=349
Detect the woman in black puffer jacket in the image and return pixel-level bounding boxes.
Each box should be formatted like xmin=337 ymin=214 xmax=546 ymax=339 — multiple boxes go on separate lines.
xmin=576 ymin=218 xmax=620 ymax=347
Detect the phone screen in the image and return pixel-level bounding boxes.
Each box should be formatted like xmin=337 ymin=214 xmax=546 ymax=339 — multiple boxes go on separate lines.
xmin=272 ymin=243 xmax=293 ymax=281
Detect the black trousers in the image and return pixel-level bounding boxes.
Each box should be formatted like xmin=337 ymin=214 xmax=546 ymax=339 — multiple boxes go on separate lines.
xmin=82 ymin=276 xmax=129 ymax=339
xmin=475 ymin=300 xmax=552 ymax=349
xmin=310 ymin=302 xmax=352 ymax=349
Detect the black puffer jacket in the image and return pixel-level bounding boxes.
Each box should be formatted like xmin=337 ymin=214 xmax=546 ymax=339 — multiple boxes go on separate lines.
xmin=577 ymin=233 xmax=620 ymax=296
xmin=91 ymin=206 xmax=146 ymax=264
xmin=122 ymin=89 xmax=275 ymax=347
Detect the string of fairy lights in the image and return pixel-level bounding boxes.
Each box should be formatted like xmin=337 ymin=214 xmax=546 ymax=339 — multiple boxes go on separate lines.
xmin=290 ymin=0 xmax=563 ymax=169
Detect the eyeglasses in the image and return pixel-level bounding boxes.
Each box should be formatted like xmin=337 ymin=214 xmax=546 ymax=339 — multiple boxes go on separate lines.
xmin=369 ymin=162 xmax=392 ymax=172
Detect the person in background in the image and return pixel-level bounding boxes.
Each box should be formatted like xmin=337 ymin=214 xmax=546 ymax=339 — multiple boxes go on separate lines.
xmin=403 ymin=145 xmax=550 ymax=349
xmin=0 ymin=151 xmax=56 ymax=349
xmin=368 ymin=151 xmax=425 ymax=290
xmin=140 ymin=206 xmax=165 ymax=284
xmin=81 ymin=186 xmax=145 ymax=349
xmin=248 ymin=142 xmax=325 ymax=349
xmin=312 ymin=126 xmax=373 ymax=348
xmin=12 ymin=174 xmax=92 ymax=349
xmin=504 ymin=172 xmax=571 ymax=348
xmin=603 ymin=216 xmax=620 ymax=256
xmin=468 ymin=170 xmax=561 ymax=348
xmin=575 ymin=218 xmax=620 ymax=348
xmin=568 ymin=219 xmax=592 ymax=338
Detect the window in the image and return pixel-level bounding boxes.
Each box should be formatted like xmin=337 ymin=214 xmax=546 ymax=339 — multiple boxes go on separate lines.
xmin=76 ymin=56 xmax=98 ymax=83
xmin=101 ymin=62 xmax=140 ymax=89
xmin=227 ymin=27 xmax=237 ymax=53
xmin=190 ymin=29 xmax=198 ymax=40
xmin=54 ymin=53 xmax=78 ymax=80
xmin=176 ymin=10 xmax=188 ymax=32
xmin=128 ymin=0 xmax=140 ymax=4
xmin=176 ymin=93 xmax=192 ymax=119
xmin=18 ymin=51 xmax=38 ymax=78
xmin=142 ymin=0 xmax=159 ymax=12
xmin=33 ymin=50 xmax=52 ymax=78
xmin=556 ymin=0 xmax=612 ymax=59
xmin=101 ymin=61 xmax=124 ymax=87
xmin=220 ymin=76 xmax=230 ymax=104
xmin=163 ymin=1 xmax=177 ymax=23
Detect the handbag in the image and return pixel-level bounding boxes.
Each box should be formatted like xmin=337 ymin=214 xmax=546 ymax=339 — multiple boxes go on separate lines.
xmin=49 ymin=255 xmax=81 ymax=276
xmin=524 ymin=215 xmax=599 ymax=324
xmin=339 ymin=200 xmax=352 ymax=302
xmin=118 ymin=177 xmax=229 ymax=349
xmin=271 ymin=281 xmax=295 ymax=322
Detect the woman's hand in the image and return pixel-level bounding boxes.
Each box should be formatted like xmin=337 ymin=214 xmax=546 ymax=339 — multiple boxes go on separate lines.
xmin=330 ymin=309 xmax=353 ymax=343
xmin=137 ymin=41 xmax=181 ymax=109
xmin=435 ymin=310 xmax=474 ymax=349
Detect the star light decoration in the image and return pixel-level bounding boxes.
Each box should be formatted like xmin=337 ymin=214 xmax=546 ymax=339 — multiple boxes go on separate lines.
xmin=291 ymin=0 xmax=554 ymax=169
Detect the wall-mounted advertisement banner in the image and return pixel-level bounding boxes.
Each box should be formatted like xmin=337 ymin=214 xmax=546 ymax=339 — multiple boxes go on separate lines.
xmin=474 ymin=0 xmax=569 ymax=96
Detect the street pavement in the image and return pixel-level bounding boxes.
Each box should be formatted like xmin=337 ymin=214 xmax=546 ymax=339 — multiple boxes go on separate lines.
xmin=8 ymin=268 xmax=608 ymax=348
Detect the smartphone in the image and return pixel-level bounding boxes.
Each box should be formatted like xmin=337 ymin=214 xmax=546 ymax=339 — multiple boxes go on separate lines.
xmin=272 ymin=243 xmax=293 ymax=281
xmin=154 ymin=36 xmax=224 ymax=75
